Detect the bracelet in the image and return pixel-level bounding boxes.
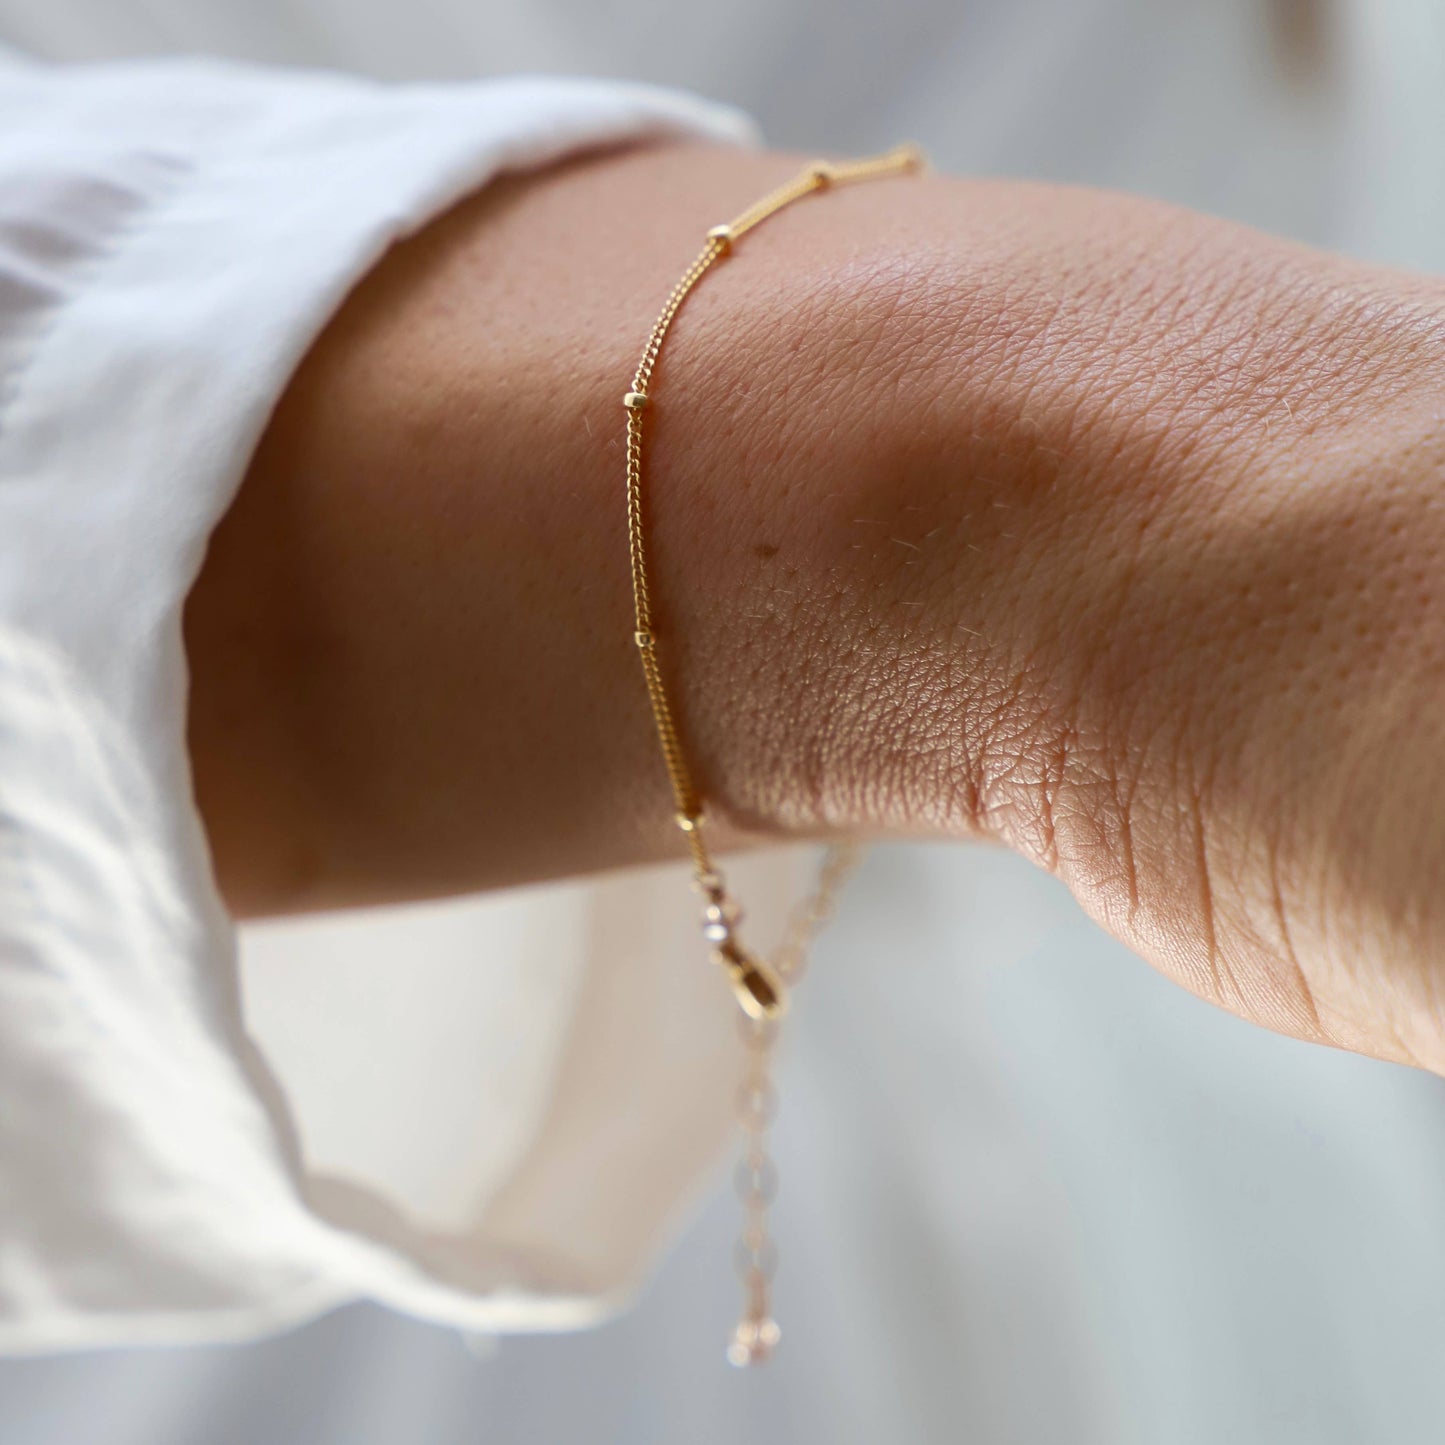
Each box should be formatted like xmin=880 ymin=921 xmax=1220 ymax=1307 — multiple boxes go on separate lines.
xmin=620 ymin=143 xmax=926 ymax=1365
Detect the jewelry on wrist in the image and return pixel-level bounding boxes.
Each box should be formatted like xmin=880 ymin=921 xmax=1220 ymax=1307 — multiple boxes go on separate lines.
xmin=620 ymin=143 xmax=926 ymax=1365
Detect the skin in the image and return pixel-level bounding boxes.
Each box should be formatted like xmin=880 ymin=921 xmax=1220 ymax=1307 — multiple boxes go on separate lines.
xmin=185 ymin=141 xmax=1445 ymax=1073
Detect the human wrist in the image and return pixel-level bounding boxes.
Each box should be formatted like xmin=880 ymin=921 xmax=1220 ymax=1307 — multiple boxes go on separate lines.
xmin=879 ymin=203 xmax=1445 ymax=1063
xmin=738 ymin=181 xmax=1445 ymax=1070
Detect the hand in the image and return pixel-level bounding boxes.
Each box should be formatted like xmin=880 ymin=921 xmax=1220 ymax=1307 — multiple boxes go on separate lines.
xmin=185 ymin=142 xmax=1445 ymax=1071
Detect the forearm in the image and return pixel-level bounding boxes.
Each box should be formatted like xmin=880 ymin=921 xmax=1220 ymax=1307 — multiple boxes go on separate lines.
xmin=185 ymin=142 xmax=853 ymax=909
xmin=185 ymin=140 xmax=1445 ymax=1066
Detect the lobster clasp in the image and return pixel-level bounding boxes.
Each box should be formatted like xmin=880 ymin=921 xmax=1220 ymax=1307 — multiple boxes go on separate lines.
xmin=712 ymin=937 xmax=788 ymax=1022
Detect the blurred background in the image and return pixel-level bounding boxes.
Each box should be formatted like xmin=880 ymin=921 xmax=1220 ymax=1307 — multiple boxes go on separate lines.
xmin=5 ymin=0 xmax=1445 ymax=1441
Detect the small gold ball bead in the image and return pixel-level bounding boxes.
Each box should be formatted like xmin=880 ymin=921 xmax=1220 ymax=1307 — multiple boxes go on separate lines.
xmin=706 ymin=224 xmax=734 ymax=251
xmin=675 ymin=811 xmax=702 ymax=833
xmin=623 ymin=391 xmax=649 ymax=410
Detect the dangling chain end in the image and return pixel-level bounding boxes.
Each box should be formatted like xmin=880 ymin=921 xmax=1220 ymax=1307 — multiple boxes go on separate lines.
xmin=727 ymin=1313 xmax=782 ymax=1368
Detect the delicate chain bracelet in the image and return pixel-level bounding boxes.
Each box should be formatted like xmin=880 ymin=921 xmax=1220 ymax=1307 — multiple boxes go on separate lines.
xmin=620 ymin=143 xmax=925 ymax=1365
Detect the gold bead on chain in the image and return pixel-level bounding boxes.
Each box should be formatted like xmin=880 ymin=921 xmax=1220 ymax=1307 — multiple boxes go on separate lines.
xmin=621 ymin=142 xmax=925 ymax=1365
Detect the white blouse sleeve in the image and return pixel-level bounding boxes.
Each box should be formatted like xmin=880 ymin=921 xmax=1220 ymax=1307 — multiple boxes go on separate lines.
xmin=0 ymin=49 xmax=778 ymax=1353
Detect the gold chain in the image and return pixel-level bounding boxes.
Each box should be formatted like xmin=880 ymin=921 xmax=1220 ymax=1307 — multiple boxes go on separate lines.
xmin=620 ymin=143 xmax=924 ymax=1365
xmin=728 ymin=839 xmax=865 ymax=1365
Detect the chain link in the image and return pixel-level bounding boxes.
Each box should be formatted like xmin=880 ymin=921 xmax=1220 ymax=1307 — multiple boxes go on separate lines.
xmin=726 ymin=840 xmax=865 ymax=1365
xmin=620 ymin=144 xmax=924 ymax=1365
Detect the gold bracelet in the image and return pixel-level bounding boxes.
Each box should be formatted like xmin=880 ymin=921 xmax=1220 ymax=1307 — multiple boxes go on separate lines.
xmin=621 ymin=143 xmax=926 ymax=1365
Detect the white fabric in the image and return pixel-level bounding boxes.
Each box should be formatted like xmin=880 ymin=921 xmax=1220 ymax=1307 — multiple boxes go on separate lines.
xmin=0 ymin=50 xmax=773 ymax=1352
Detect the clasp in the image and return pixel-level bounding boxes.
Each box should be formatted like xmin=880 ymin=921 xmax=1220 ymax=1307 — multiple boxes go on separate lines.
xmin=713 ymin=937 xmax=788 ymax=1021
